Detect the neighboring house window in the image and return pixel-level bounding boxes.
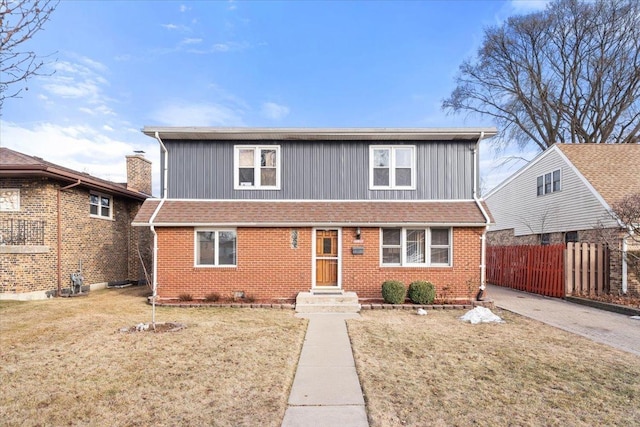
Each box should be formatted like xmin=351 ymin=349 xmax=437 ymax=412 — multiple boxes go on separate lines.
xmin=537 ymin=169 xmax=561 ymax=196
xmin=234 ymin=145 xmax=280 ymax=190
xmin=90 ymin=193 xmax=112 ymax=219
xmin=0 ymin=189 xmax=20 ymax=211
xmin=540 ymin=233 xmax=551 ymax=246
xmin=565 ymin=231 xmax=578 ymax=243
xmin=195 ymin=230 xmax=237 ymax=267
xmin=370 ymin=146 xmax=415 ymax=189
xmin=381 ymin=227 xmax=451 ymax=266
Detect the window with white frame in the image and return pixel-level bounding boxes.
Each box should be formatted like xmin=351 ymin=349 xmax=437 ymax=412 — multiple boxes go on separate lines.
xmin=537 ymin=169 xmax=561 ymax=196
xmin=381 ymin=227 xmax=451 ymax=266
xmin=89 ymin=193 xmax=112 ymax=219
xmin=234 ymin=145 xmax=280 ymax=189
xmin=370 ymin=146 xmax=415 ymax=189
xmin=195 ymin=230 xmax=237 ymax=266
xmin=0 ymin=189 xmax=20 ymax=211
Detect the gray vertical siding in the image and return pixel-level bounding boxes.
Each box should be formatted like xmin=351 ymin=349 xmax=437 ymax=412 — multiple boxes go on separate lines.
xmin=164 ymin=140 xmax=475 ymax=200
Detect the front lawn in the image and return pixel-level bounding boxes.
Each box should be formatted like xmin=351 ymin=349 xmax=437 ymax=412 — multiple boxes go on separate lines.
xmin=348 ymin=310 xmax=640 ymax=427
xmin=0 ymin=286 xmax=306 ymax=427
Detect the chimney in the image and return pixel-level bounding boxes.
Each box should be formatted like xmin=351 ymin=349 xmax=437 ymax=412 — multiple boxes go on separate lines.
xmin=126 ymin=154 xmax=152 ymax=195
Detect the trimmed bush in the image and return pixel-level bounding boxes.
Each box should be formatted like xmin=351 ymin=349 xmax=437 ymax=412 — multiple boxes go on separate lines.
xmin=408 ymin=281 xmax=436 ymax=304
xmin=177 ymin=293 xmax=193 ymax=302
xmin=381 ymin=280 xmax=406 ymax=304
xmin=204 ymin=292 xmax=220 ymax=302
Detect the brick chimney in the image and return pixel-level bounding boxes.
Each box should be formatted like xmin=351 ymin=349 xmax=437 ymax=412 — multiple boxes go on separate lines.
xmin=126 ymin=154 xmax=152 ymax=195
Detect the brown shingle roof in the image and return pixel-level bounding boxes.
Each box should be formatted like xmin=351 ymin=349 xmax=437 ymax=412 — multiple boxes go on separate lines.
xmin=0 ymin=147 xmax=148 ymax=201
xmin=133 ymin=200 xmax=491 ymax=227
xmin=558 ymin=143 xmax=640 ymax=206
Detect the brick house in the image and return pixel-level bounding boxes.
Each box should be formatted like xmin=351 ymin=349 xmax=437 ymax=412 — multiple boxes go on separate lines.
xmin=485 ymin=143 xmax=640 ymax=295
xmin=0 ymin=147 xmax=153 ymax=300
xmin=133 ymin=127 xmax=496 ymax=305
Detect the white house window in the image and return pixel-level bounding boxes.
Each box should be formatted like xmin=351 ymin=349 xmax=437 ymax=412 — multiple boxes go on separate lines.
xmin=0 ymin=189 xmax=20 ymax=211
xmin=537 ymin=169 xmax=561 ymax=196
xmin=89 ymin=193 xmax=112 ymax=219
xmin=234 ymin=145 xmax=280 ymax=190
xmin=370 ymin=146 xmax=415 ymax=189
xmin=195 ymin=229 xmax=237 ymax=267
xmin=381 ymin=227 xmax=451 ymax=266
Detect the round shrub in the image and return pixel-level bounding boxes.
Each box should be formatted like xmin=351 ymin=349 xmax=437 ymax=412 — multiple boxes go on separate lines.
xmin=408 ymin=281 xmax=436 ymax=304
xmin=381 ymin=280 xmax=406 ymax=304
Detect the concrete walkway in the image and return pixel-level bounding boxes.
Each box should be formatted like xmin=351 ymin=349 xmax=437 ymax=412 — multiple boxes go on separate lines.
xmin=281 ymin=313 xmax=369 ymax=427
xmin=487 ymin=284 xmax=640 ymax=356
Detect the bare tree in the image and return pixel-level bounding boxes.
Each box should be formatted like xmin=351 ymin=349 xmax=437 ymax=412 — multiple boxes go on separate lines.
xmin=596 ymin=193 xmax=640 ymax=291
xmin=443 ymin=0 xmax=640 ymax=151
xmin=0 ymin=0 xmax=58 ymax=110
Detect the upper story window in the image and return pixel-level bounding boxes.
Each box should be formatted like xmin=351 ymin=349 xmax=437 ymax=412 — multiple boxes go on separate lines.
xmin=0 ymin=189 xmax=20 ymax=211
xmin=381 ymin=227 xmax=451 ymax=267
xmin=90 ymin=193 xmax=112 ymax=219
xmin=195 ymin=229 xmax=237 ymax=267
xmin=537 ymin=169 xmax=561 ymax=196
xmin=370 ymin=146 xmax=416 ymax=190
xmin=234 ymin=145 xmax=281 ymax=190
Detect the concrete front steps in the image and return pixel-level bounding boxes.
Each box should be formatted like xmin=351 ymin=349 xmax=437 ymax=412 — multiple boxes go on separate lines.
xmin=295 ymin=291 xmax=361 ymax=313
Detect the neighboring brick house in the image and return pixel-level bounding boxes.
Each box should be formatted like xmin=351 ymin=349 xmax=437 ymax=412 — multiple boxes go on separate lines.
xmin=133 ymin=127 xmax=496 ymax=304
xmin=485 ymin=143 xmax=640 ymax=295
xmin=0 ymin=147 xmax=153 ymax=300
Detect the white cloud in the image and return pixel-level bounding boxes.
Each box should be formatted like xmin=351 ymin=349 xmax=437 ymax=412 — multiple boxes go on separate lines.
xmin=150 ymin=102 xmax=245 ymax=126
xmin=212 ymin=41 xmax=250 ymax=52
xmin=261 ymin=102 xmax=290 ymax=120
xmin=179 ymin=4 xmax=190 ymax=13
xmin=181 ymin=38 xmax=203 ymax=45
xmin=162 ymin=23 xmax=179 ymax=30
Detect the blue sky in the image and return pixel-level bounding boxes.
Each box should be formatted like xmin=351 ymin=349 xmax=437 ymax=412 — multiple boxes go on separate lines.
xmin=1 ymin=0 xmax=547 ymax=196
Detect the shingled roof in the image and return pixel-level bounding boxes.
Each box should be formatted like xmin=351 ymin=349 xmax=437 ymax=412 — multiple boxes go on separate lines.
xmin=132 ymin=199 xmax=492 ymax=227
xmin=558 ymin=143 xmax=640 ymax=207
xmin=0 ymin=147 xmax=148 ymax=201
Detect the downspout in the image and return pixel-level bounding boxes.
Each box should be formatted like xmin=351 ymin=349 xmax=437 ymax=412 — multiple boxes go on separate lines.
xmin=155 ymin=131 xmax=168 ymax=199
xmin=472 ymin=132 xmax=490 ymax=300
xmin=148 ymin=198 xmax=165 ymax=326
xmin=57 ymin=179 xmax=82 ymax=297
xmin=149 ymin=132 xmax=168 ymax=326
xmin=622 ymin=234 xmax=628 ymax=294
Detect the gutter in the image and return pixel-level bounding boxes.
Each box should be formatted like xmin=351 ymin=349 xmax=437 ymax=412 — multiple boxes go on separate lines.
xmin=57 ymin=179 xmax=82 ymax=297
xmin=472 ymin=132 xmax=491 ymax=299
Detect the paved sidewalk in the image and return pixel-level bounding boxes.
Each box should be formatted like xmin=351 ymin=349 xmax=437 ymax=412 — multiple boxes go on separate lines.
xmin=281 ymin=313 xmax=369 ymax=427
xmin=487 ymin=284 xmax=640 ymax=356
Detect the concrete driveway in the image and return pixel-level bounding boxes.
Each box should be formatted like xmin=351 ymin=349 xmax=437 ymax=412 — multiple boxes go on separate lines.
xmin=487 ymin=284 xmax=640 ymax=357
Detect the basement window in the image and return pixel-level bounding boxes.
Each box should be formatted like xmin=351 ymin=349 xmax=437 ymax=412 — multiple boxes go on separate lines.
xmin=90 ymin=193 xmax=112 ymax=219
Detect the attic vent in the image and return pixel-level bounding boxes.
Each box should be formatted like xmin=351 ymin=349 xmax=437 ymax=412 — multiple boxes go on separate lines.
xmin=290 ymin=229 xmax=298 ymax=249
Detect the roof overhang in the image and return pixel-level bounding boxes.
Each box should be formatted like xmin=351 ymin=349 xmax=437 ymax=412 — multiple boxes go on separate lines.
xmin=142 ymin=127 xmax=497 ymax=142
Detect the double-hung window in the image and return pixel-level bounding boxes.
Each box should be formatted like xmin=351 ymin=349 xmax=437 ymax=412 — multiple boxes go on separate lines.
xmin=370 ymin=146 xmax=415 ymax=189
xmin=195 ymin=229 xmax=237 ymax=267
xmin=234 ymin=145 xmax=280 ymax=190
xmin=537 ymin=169 xmax=561 ymax=196
xmin=90 ymin=192 xmax=112 ymax=219
xmin=381 ymin=227 xmax=451 ymax=266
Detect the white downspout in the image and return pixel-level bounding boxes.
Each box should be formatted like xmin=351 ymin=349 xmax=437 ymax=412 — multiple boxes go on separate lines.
xmin=149 ymin=132 xmax=168 ymax=327
xmin=472 ymin=132 xmax=490 ymax=299
xmin=622 ymin=235 xmax=628 ymax=294
xmin=155 ymin=131 xmax=168 ymax=199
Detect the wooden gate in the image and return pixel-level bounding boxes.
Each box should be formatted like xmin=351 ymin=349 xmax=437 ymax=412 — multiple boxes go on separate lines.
xmin=565 ymin=242 xmax=610 ymax=296
xmin=486 ymin=243 xmax=610 ymax=297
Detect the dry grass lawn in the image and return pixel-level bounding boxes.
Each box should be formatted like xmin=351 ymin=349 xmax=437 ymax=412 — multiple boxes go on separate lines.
xmin=348 ymin=310 xmax=640 ymax=427
xmin=0 ymin=286 xmax=306 ymax=427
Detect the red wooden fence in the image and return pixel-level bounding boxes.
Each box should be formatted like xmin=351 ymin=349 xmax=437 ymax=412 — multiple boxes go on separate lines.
xmin=486 ymin=244 xmax=565 ymax=297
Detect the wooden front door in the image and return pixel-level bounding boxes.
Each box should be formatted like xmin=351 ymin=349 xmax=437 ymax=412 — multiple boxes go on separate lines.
xmin=315 ymin=230 xmax=339 ymax=287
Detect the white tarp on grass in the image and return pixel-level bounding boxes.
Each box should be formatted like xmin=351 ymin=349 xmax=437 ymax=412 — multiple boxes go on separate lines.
xmin=460 ymin=306 xmax=504 ymax=324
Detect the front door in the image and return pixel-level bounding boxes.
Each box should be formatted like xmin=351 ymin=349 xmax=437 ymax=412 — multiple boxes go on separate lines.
xmin=315 ymin=229 xmax=339 ymax=288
